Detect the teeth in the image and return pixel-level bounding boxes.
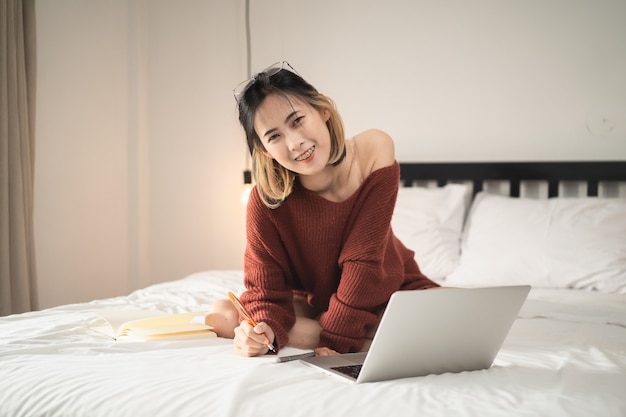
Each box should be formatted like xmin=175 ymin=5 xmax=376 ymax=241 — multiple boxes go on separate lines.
xmin=296 ymin=146 xmax=315 ymax=161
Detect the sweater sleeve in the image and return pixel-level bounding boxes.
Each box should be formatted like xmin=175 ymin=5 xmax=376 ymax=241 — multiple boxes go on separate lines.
xmin=317 ymin=162 xmax=425 ymax=353
xmin=239 ymin=187 xmax=296 ymax=352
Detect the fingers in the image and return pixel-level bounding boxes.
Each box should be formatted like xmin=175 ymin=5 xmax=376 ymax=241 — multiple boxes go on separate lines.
xmin=253 ymin=321 xmax=275 ymax=347
xmin=314 ymin=347 xmax=339 ymax=357
xmin=233 ymin=321 xmax=274 ymax=357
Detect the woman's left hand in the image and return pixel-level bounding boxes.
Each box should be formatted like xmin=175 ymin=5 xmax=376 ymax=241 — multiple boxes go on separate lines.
xmin=314 ymin=347 xmax=339 ymax=357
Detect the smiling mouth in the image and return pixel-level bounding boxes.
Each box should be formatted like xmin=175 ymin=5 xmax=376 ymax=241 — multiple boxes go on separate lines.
xmin=295 ymin=146 xmax=315 ymax=161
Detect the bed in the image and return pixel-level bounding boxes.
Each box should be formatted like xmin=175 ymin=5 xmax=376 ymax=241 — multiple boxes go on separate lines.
xmin=1 ymin=161 xmax=625 ymax=417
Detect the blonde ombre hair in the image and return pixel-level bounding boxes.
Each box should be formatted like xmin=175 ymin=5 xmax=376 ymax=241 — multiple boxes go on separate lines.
xmin=237 ymin=68 xmax=345 ymax=208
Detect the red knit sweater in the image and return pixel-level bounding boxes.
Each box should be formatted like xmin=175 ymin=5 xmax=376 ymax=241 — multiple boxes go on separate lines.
xmin=240 ymin=162 xmax=438 ymax=353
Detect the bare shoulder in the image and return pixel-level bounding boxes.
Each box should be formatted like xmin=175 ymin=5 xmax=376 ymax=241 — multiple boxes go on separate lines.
xmin=353 ymin=129 xmax=396 ymax=175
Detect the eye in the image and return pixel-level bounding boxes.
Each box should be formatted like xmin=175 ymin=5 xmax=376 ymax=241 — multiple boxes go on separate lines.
xmin=267 ymin=133 xmax=281 ymax=143
xmin=292 ymin=116 xmax=304 ymax=127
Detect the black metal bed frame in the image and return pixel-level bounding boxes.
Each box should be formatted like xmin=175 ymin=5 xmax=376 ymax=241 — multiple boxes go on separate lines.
xmin=399 ymin=161 xmax=626 ymax=198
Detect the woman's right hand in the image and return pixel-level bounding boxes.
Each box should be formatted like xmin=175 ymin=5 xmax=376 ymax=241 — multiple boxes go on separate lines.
xmin=233 ymin=320 xmax=275 ymax=357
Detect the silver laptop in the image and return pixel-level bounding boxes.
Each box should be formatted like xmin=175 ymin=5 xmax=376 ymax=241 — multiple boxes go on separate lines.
xmin=301 ymin=285 xmax=530 ymax=383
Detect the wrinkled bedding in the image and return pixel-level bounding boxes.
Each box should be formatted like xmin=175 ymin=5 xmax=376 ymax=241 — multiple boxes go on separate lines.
xmin=1 ymin=270 xmax=625 ymax=417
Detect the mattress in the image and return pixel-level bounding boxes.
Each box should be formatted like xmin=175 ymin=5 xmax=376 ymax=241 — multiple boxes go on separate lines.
xmin=1 ymin=270 xmax=625 ymax=417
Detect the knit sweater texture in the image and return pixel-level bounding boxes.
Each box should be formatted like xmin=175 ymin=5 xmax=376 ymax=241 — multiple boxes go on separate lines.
xmin=240 ymin=161 xmax=438 ymax=353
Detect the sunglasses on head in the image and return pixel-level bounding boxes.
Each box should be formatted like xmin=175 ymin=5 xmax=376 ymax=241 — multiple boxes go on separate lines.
xmin=233 ymin=60 xmax=299 ymax=102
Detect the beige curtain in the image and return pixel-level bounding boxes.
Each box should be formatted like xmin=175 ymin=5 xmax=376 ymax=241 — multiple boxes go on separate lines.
xmin=0 ymin=0 xmax=38 ymax=315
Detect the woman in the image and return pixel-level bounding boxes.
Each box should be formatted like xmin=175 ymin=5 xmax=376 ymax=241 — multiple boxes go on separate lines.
xmin=205 ymin=61 xmax=438 ymax=357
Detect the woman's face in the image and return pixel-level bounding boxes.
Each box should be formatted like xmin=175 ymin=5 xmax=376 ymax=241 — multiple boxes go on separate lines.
xmin=253 ymin=94 xmax=331 ymax=176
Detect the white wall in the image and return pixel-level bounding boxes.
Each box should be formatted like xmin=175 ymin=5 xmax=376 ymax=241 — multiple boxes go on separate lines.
xmin=36 ymin=1 xmax=132 ymax=307
xmin=34 ymin=0 xmax=626 ymax=308
xmin=252 ymin=0 xmax=626 ymax=161
xmin=35 ymin=0 xmax=247 ymax=308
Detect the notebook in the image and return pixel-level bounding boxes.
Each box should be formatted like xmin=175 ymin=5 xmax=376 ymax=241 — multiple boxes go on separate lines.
xmin=301 ymin=285 xmax=530 ymax=383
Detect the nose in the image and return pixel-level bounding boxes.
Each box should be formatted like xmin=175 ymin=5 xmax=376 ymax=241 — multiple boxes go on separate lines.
xmin=287 ymin=134 xmax=303 ymax=152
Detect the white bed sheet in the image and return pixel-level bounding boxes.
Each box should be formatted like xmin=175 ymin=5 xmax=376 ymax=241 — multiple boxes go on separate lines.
xmin=1 ymin=270 xmax=625 ymax=417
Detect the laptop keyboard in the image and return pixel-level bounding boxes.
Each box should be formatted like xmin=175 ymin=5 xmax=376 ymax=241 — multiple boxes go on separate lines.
xmin=331 ymin=364 xmax=363 ymax=379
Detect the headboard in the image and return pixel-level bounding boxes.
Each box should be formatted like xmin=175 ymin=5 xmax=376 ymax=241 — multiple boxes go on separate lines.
xmin=399 ymin=161 xmax=626 ymax=198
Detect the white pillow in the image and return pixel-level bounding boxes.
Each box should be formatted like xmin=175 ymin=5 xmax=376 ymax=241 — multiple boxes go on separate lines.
xmin=446 ymin=192 xmax=626 ymax=293
xmin=392 ymin=184 xmax=468 ymax=280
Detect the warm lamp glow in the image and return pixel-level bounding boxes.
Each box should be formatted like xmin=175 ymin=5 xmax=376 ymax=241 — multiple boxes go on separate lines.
xmin=240 ymin=184 xmax=252 ymax=205
xmin=240 ymin=169 xmax=253 ymax=205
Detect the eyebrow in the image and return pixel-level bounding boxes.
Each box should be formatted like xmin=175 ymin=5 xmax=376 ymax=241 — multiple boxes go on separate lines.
xmin=262 ymin=110 xmax=300 ymax=138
